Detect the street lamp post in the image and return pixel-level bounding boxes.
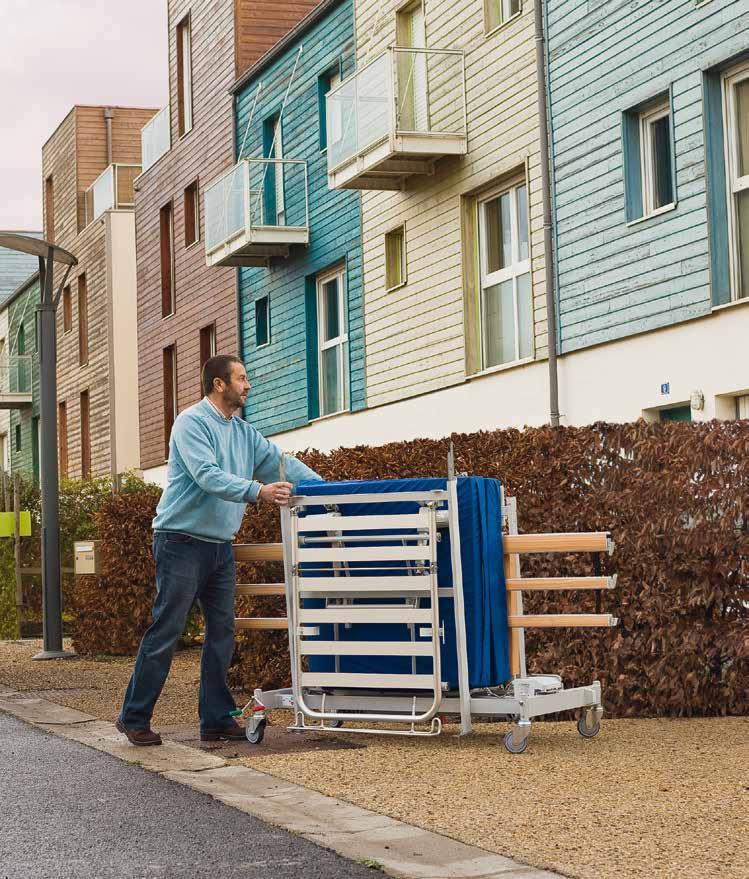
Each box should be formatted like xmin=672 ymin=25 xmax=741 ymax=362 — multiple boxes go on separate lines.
xmin=0 ymin=233 xmax=77 ymax=659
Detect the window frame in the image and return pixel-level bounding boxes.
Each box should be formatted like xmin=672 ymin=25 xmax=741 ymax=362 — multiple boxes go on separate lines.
xmin=722 ymin=61 xmax=749 ymax=302
xmin=77 ymin=273 xmax=88 ymax=367
xmin=385 ymin=224 xmax=407 ymax=292
xmin=160 ymin=202 xmax=176 ymax=317
xmin=255 ymin=296 xmax=270 ymax=349
xmin=639 ymin=99 xmax=676 ymax=218
xmin=176 ymin=13 xmax=193 ymax=137
xmin=315 ymin=265 xmax=350 ymax=418
xmin=79 ymin=389 xmax=91 ymax=479
xmin=183 ymin=180 xmax=200 ymax=248
xmin=476 ymin=179 xmax=533 ymax=370
xmin=62 ymin=285 xmax=72 ymax=334
xmin=484 ymin=0 xmax=522 ymax=35
xmin=162 ymin=345 xmax=177 ymax=461
xmin=319 ymin=63 xmax=343 ymax=151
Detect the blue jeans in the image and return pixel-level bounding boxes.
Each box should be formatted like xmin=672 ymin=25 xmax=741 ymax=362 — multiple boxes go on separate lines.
xmin=120 ymin=532 xmax=237 ymax=731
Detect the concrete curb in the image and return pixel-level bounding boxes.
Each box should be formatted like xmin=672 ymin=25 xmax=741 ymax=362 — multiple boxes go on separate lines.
xmin=0 ymin=688 xmax=564 ymax=879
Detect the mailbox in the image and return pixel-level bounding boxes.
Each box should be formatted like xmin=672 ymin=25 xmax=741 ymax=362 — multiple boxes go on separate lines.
xmin=74 ymin=540 xmax=101 ymax=575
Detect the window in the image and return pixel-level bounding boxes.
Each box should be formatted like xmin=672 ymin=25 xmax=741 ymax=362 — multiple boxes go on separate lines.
xmin=78 ymin=273 xmax=88 ymax=365
xmin=319 ymin=65 xmax=342 ymax=150
xmin=15 ymin=425 xmax=21 ymax=453
xmin=176 ymin=14 xmax=193 ymax=136
xmin=623 ymin=94 xmax=675 ymax=222
xmin=385 ymin=225 xmax=407 ymax=290
xmin=263 ymin=115 xmax=285 ymax=226
xmin=255 ymin=297 xmax=270 ymax=347
xmin=736 ymin=395 xmax=749 ymax=419
xmin=32 ymin=417 xmax=39 ymax=484
xmin=640 ymin=100 xmax=675 ymax=215
xmin=45 ymin=176 xmax=54 ymax=242
xmin=659 ymin=405 xmax=691 ymax=423
xmin=199 ymin=324 xmax=215 ymax=394
xmin=477 ymin=181 xmax=532 ymax=368
xmin=184 ymin=180 xmax=199 ymax=247
xmin=80 ymin=390 xmax=91 ymax=478
xmin=316 ymin=267 xmax=349 ymax=417
xmin=723 ymin=63 xmax=749 ymax=300
xmin=160 ymin=202 xmax=175 ymax=316
xmin=17 ymin=324 xmax=25 ymax=355
xmin=163 ymin=345 xmax=177 ymax=460
xmin=396 ymin=0 xmax=428 ymax=132
xmin=485 ymin=0 xmax=521 ymax=32
xmin=62 ymin=285 xmax=72 ymax=333
xmin=59 ymin=401 xmax=68 ymax=479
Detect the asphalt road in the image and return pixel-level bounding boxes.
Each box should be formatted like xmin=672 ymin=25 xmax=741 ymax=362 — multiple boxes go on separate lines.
xmin=0 ymin=711 xmax=375 ymax=879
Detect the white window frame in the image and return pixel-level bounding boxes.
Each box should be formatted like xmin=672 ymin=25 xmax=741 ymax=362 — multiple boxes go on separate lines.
xmin=385 ymin=224 xmax=407 ymax=292
xmin=722 ymin=61 xmax=749 ymax=302
xmin=178 ymin=14 xmax=193 ymax=135
xmin=316 ymin=265 xmax=349 ymax=418
xmin=484 ymin=0 xmax=522 ymax=34
xmin=477 ymin=180 xmax=533 ymax=369
xmin=639 ymin=100 xmax=675 ymax=217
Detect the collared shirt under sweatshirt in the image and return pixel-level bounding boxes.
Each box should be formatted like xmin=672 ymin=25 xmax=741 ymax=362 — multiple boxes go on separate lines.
xmin=152 ymin=398 xmax=322 ymax=542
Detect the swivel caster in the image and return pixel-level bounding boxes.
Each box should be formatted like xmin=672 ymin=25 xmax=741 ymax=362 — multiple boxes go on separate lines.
xmin=246 ymin=719 xmax=266 ymax=745
xmin=577 ymin=709 xmax=602 ymax=738
xmin=503 ymin=730 xmax=528 ymax=754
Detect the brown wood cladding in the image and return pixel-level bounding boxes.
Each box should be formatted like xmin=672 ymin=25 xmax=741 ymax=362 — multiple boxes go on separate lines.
xmin=45 ymin=176 xmax=55 ymax=242
xmin=43 ymin=105 xmax=157 ymax=479
xmin=135 ymin=0 xmax=317 ymax=470
xmin=234 ymin=0 xmax=319 ymax=77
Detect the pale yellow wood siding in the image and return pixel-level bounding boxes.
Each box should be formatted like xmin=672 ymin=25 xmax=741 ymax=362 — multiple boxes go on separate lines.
xmin=353 ymin=0 xmax=546 ymax=407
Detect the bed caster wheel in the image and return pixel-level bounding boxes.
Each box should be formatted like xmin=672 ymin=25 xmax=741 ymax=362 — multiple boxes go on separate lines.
xmin=246 ymin=719 xmax=266 ymax=745
xmin=577 ymin=715 xmax=601 ymax=738
xmin=503 ymin=730 xmax=528 ymax=754
xmin=327 ymin=718 xmax=344 ymax=728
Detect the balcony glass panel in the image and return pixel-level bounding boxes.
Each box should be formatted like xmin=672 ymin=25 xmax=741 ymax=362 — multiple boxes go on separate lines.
xmin=204 ymin=162 xmax=248 ymax=254
xmin=326 ymin=48 xmax=466 ymax=173
xmin=1 ymin=355 xmax=33 ymax=395
xmin=84 ymin=164 xmax=141 ymax=226
xmin=141 ymin=107 xmax=171 ymax=172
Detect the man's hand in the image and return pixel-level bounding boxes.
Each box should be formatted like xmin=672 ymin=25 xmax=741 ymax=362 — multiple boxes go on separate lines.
xmin=258 ymin=482 xmax=293 ymax=506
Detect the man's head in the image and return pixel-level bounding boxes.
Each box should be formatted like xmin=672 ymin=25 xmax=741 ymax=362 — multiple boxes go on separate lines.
xmin=202 ymin=354 xmax=250 ymax=412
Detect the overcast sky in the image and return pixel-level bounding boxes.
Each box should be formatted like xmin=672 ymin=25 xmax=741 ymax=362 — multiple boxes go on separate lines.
xmin=0 ymin=0 xmax=169 ymax=230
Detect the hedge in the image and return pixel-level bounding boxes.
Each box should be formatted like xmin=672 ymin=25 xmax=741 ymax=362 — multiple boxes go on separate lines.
xmin=71 ymin=421 xmax=748 ymax=718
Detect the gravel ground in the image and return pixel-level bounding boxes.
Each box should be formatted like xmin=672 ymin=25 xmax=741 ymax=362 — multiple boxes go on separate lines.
xmin=2 ymin=640 xmax=746 ymax=879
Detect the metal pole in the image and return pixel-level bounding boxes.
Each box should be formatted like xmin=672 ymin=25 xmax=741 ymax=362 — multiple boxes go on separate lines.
xmin=534 ymin=0 xmax=560 ymax=427
xmin=33 ymin=249 xmax=72 ymax=660
xmin=13 ymin=472 xmax=23 ymax=636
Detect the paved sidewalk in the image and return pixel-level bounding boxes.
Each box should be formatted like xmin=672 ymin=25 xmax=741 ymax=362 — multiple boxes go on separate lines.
xmin=0 ymin=711 xmax=377 ymax=879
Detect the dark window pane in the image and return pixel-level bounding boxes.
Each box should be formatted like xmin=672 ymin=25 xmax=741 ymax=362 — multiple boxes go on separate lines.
xmin=255 ymin=297 xmax=269 ymax=346
xmin=652 ymin=115 xmax=673 ymax=208
xmin=323 ymin=279 xmax=340 ymax=341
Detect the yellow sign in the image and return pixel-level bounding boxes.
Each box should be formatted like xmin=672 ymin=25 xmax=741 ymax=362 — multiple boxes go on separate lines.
xmin=0 ymin=511 xmax=31 ymax=537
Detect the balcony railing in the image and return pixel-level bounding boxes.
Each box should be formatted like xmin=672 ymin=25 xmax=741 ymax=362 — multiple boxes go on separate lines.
xmin=84 ymin=164 xmax=141 ymax=226
xmin=204 ymin=158 xmax=309 ymax=268
xmin=0 ymin=354 xmax=33 ymax=409
xmin=326 ymin=47 xmax=467 ymax=190
xmin=141 ymin=106 xmax=170 ymax=172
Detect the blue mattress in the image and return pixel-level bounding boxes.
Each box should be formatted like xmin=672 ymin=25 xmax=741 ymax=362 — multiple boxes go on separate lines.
xmin=297 ymin=477 xmax=510 ymax=689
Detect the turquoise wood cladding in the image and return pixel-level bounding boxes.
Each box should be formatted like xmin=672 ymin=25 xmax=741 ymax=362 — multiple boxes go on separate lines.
xmin=235 ymin=0 xmax=364 ymax=436
xmin=545 ymin=0 xmax=749 ymax=354
xmin=8 ymin=275 xmax=41 ymax=480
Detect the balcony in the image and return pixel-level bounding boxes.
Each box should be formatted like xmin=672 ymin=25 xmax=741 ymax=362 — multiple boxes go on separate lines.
xmin=141 ymin=106 xmax=170 ymax=171
xmin=326 ymin=47 xmax=467 ymax=191
xmin=0 ymin=354 xmax=33 ymax=409
xmin=204 ymin=158 xmax=309 ymax=268
xmin=84 ymin=164 xmax=141 ymax=226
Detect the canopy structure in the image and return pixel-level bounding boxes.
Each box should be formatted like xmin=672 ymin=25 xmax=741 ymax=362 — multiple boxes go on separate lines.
xmin=0 ymin=234 xmax=77 ymax=660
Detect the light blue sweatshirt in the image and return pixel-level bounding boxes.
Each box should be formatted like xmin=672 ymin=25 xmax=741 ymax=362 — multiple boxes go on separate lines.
xmin=152 ymin=399 xmax=322 ymax=542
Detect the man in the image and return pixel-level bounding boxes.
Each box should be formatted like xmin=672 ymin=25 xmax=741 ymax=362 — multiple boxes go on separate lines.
xmin=116 ymin=354 xmax=321 ymax=746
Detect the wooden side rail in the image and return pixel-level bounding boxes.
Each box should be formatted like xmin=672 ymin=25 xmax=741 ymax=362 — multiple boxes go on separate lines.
xmin=505 ymin=575 xmax=616 ymax=591
xmin=234 ymin=543 xmax=284 ymax=562
xmin=504 ymin=532 xmax=612 ymax=554
xmin=508 ymin=613 xmax=617 ymax=628
xmin=235 ymin=617 xmax=288 ymax=630
xmin=236 ymin=583 xmax=286 ymax=596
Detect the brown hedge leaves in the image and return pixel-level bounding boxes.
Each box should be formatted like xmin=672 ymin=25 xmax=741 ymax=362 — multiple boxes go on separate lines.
xmin=72 ymin=421 xmax=748 ymax=718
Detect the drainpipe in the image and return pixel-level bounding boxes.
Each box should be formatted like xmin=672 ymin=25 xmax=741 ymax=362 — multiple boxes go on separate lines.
xmin=534 ymin=0 xmax=560 ymax=427
xmin=104 ymin=107 xmax=114 ymax=165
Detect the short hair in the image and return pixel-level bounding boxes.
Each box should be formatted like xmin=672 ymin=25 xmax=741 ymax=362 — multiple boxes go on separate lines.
xmin=202 ymin=354 xmax=243 ymax=396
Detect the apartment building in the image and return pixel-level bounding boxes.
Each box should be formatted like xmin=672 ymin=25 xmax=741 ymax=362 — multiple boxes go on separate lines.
xmin=545 ymin=0 xmax=749 ymax=423
xmin=203 ymin=0 xmax=364 ymax=437
xmin=29 ymin=104 xmax=157 ymax=482
xmin=0 ymin=235 xmax=40 ymax=472
xmin=135 ymin=0 xmax=319 ymax=485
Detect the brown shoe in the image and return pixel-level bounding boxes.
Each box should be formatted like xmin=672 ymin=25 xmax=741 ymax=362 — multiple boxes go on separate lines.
xmin=200 ymin=719 xmax=245 ymax=742
xmin=116 ymin=719 xmax=162 ymax=747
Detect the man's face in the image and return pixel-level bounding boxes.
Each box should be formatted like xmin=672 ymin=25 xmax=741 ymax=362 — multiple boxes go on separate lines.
xmin=218 ymin=362 xmax=251 ymax=411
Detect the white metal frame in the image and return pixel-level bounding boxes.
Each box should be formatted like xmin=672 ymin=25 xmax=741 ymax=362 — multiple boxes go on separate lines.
xmin=316 ymin=265 xmax=349 ymax=417
xmin=250 ymin=477 xmax=609 ymax=750
xmin=639 ymin=99 xmax=674 ymax=217
xmin=722 ymin=61 xmax=749 ymax=302
xmin=477 ymin=180 xmax=533 ymax=369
